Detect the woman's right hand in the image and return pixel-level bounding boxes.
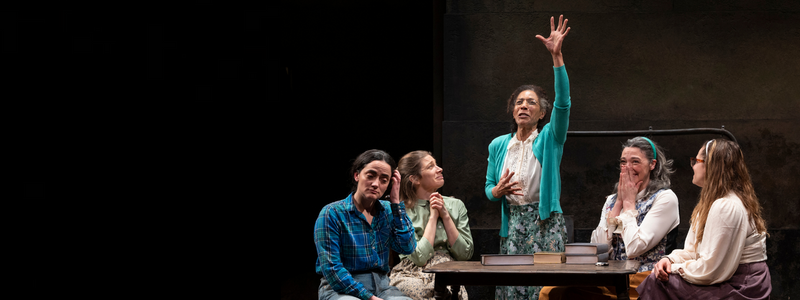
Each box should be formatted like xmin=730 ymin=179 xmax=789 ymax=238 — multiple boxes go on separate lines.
xmin=492 ymin=168 xmax=523 ymax=198
xmin=653 ymin=257 xmax=673 ymax=282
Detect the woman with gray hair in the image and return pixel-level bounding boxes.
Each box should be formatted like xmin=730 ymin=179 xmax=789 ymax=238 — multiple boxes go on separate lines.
xmin=540 ymin=137 xmax=680 ymax=300
xmin=598 ymin=137 xmax=679 ymax=269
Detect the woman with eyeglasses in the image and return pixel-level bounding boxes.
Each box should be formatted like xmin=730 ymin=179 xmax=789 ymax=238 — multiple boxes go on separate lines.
xmin=540 ymin=137 xmax=679 ymax=300
xmin=485 ymin=15 xmax=571 ymax=299
xmin=637 ymin=139 xmax=771 ymax=299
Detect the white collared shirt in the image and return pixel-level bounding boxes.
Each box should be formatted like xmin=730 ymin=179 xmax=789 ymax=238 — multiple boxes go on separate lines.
xmin=501 ymin=129 xmax=541 ymax=206
xmin=667 ymin=191 xmax=767 ymax=285
xmin=590 ymin=189 xmax=680 ymax=259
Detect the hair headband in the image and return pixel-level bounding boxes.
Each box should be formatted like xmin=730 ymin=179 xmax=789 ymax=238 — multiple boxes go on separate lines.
xmin=640 ymin=136 xmax=657 ymax=160
xmin=705 ymin=140 xmax=714 ymax=157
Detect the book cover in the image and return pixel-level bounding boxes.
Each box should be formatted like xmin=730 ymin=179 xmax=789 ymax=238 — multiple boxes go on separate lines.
xmin=480 ymin=254 xmax=534 ymax=266
xmin=565 ymin=252 xmax=610 ymax=264
xmin=564 ymin=243 xmax=610 ymax=255
xmin=533 ymin=252 xmax=566 ymax=264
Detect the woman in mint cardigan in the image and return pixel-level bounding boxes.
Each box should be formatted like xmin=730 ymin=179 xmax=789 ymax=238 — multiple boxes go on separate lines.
xmin=485 ymin=15 xmax=571 ymax=300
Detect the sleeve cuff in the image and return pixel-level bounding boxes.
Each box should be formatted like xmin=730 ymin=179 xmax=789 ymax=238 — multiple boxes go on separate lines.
xmin=409 ymin=236 xmax=435 ymax=267
xmin=667 ymin=254 xmax=684 ymax=264
xmin=671 ymin=263 xmax=685 ymax=275
xmin=358 ymin=290 xmax=374 ymax=300
xmin=616 ymin=209 xmax=639 ymax=225
xmin=391 ymin=202 xmax=406 ymax=215
xmin=449 ymin=233 xmax=473 ymax=261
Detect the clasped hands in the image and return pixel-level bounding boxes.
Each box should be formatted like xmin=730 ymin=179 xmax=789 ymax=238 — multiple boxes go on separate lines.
xmin=428 ymin=192 xmax=450 ymax=221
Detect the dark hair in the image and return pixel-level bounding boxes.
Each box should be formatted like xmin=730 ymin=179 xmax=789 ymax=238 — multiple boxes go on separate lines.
xmin=350 ymin=149 xmax=397 ymax=196
xmin=613 ymin=137 xmax=674 ymax=199
xmin=507 ymin=84 xmax=552 ymax=133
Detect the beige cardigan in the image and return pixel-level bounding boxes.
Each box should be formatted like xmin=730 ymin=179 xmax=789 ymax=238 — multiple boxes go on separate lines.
xmin=667 ymin=191 xmax=768 ymax=285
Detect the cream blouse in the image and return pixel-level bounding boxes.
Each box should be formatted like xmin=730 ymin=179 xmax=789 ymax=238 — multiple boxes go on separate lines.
xmin=591 ymin=189 xmax=680 ymax=258
xmin=667 ymin=191 xmax=768 ymax=285
xmin=500 ymin=129 xmax=541 ymax=206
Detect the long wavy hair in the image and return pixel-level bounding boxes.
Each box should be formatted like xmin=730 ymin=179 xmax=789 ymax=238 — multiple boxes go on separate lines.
xmin=690 ymin=139 xmax=768 ymax=245
xmin=613 ymin=137 xmax=674 ymax=199
xmin=397 ymin=150 xmax=433 ymax=208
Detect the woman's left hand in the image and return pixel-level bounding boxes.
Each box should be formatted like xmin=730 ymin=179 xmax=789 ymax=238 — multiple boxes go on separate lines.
xmin=535 ymin=15 xmax=570 ymax=67
xmin=389 ymin=170 xmax=402 ymax=204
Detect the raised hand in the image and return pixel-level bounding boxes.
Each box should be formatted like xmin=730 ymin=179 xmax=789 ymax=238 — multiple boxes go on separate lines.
xmin=389 ymin=170 xmax=402 ymax=204
xmin=492 ymin=168 xmax=524 ymax=199
xmin=535 ymin=15 xmax=570 ymax=67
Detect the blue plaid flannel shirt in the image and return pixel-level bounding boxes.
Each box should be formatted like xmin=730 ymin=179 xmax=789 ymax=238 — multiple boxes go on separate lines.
xmin=314 ymin=193 xmax=416 ymax=300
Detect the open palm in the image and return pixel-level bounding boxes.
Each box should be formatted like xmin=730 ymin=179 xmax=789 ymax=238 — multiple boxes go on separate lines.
xmin=535 ymin=15 xmax=570 ymax=56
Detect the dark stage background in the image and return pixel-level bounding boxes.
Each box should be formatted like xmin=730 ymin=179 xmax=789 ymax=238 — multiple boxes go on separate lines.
xmin=28 ymin=0 xmax=787 ymax=298
xmin=273 ymin=1 xmax=800 ymax=299
xmin=272 ymin=2 xmax=435 ymax=299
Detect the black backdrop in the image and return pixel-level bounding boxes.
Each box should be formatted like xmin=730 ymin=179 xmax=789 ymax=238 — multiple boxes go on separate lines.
xmin=271 ymin=2 xmax=434 ymax=298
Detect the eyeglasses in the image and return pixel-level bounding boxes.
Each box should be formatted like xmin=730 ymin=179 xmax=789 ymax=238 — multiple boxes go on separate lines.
xmin=690 ymin=157 xmax=705 ymax=167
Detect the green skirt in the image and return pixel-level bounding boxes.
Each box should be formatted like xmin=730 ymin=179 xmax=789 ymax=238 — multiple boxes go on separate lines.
xmin=496 ymin=203 xmax=568 ymax=300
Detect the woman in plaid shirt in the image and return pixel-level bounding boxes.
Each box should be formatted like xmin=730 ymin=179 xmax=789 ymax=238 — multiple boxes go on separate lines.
xmin=315 ymin=149 xmax=417 ymax=300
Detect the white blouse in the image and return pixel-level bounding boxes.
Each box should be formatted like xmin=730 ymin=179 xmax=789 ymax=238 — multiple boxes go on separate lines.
xmin=590 ymin=189 xmax=680 ymax=258
xmin=500 ymin=129 xmax=541 ymax=206
xmin=667 ymin=192 xmax=768 ymax=285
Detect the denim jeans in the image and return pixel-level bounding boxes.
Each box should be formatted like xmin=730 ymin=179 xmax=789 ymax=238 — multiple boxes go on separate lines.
xmin=319 ymin=271 xmax=413 ymax=300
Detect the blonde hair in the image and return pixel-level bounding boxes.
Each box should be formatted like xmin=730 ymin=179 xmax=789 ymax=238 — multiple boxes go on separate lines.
xmin=397 ymin=151 xmax=433 ymax=208
xmin=691 ymin=139 xmax=768 ymax=245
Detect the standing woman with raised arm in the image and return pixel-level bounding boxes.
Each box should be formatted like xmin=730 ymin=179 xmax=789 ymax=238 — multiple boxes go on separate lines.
xmin=484 ymin=15 xmax=571 ymax=300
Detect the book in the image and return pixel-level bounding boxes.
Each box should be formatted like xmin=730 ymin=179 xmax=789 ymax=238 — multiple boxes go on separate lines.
xmin=533 ymin=252 xmax=566 ymax=264
xmin=564 ymin=243 xmax=610 ymax=255
xmin=480 ymin=254 xmax=533 ymax=266
xmin=565 ymin=252 xmax=609 ymax=264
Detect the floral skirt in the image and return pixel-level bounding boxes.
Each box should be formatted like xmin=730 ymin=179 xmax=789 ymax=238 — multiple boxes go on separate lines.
xmin=390 ymin=250 xmax=468 ymax=300
xmin=496 ymin=203 xmax=568 ymax=300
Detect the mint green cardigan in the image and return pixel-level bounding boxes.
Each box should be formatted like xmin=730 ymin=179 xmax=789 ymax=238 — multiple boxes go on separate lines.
xmin=484 ymin=65 xmax=570 ymax=238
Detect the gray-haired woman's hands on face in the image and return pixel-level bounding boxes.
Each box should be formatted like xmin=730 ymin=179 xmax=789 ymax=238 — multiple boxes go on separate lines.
xmin=617 ymin=165 xmax=642 ymax=212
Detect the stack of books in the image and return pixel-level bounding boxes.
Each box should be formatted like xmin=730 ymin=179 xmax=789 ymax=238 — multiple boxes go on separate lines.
xmin=480 ymin=243 xmax=611 ymax=266
xmin=564 ymin=243 xmax=610 ymax=264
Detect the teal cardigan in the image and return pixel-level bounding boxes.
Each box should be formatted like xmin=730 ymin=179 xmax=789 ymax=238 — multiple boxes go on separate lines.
xmin=484 ymin=65 xmax=571 ymax=238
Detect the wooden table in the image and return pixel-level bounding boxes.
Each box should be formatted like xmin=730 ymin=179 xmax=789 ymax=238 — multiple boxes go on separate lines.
xmin=423 ymin=260 xmax=641 ymax=300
